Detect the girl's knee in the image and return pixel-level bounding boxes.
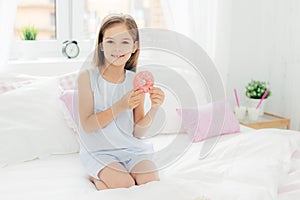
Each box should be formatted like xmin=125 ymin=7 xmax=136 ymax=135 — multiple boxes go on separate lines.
xmin=110 ymin=175 xmax=135 ymax=189
xmin=135 ymin=172 xmax=159 ymax=185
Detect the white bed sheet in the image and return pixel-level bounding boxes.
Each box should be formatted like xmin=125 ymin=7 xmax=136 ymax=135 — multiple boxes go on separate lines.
xmin=278 ymin=150 xmax=300 ymax=200
xmin=1 ymin=126 xmax=300 ymax=200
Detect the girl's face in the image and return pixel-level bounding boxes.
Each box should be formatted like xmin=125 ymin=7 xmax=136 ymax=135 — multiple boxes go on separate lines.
xmin=101 ymin=23 xmax=138 ymax=67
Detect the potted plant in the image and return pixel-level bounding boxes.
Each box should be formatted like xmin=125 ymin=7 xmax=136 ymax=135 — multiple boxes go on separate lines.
xmin=20 ymin=26 xmax=39 ymax=59
xmin=21 ymin=26 xmax=39 ymax=40
xmin=245 ymin=80 xmax=271 ymax=116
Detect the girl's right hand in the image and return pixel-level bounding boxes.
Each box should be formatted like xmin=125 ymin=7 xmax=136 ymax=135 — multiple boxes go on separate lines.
xmin=118 ymin=89 xmax=144 ymax=110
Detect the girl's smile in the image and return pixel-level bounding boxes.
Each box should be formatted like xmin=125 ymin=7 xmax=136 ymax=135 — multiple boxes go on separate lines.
xmin=102 ymin=24 xmax=138 ymax=67
xmin=111 ymin=54 xmax=125 ymax=58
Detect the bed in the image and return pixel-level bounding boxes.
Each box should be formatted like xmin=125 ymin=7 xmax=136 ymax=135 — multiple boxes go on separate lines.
xmin=1 ymin=71 xmax=300 ymax=200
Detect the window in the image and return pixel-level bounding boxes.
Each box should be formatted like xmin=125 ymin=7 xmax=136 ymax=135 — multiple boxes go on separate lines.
xmin=81 ymin=0 xmax=166 ymax=40
xmin=14 ymin=0 xmax=56 ymax=40
xmin=11 ymin=0 xmax=69 ymax=59
xmin=10 ymin=0 xmax=166 ymax=59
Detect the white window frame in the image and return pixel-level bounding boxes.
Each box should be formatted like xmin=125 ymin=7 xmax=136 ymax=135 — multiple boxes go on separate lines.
xmin=10 ymin=0 xmax=71 ymax=60
xmin=10 ymin=0 xmax=162 ymax=60
xmin=71 ymin=0 xmax=95 ymax=57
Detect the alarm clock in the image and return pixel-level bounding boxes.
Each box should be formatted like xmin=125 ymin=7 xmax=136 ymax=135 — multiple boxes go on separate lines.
xmin=62 ymin=40 xmax=80 ymax=59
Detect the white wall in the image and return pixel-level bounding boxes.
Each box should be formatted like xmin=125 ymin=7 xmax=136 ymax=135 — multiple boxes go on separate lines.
xmin=225 ymin=0 xmax=300 ymax=130
xmin=3 ymin=0 xmax=300 ymax=130
xmin=213 ymin=0 xmax=232 ymax=89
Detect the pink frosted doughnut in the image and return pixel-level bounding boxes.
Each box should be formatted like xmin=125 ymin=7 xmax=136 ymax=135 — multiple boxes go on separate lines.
xmin=133 ymin=71 xmax=154 ymax=93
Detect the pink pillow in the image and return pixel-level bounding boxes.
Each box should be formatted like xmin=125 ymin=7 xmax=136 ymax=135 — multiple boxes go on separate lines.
xmin=176 ymin=101 xmax=240 ymax=142
xmin=58 ymin=71 xmax=78 ymax=90
xmin=59 ymin=90 xmax=79 ymax=131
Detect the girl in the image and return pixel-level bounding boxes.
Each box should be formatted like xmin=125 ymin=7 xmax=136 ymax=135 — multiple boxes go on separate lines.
xmin=77 ymin=14 xmax=165 ymax=190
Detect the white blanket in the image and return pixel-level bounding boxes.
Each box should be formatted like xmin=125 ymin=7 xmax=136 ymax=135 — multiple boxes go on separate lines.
xmin=278 ymin=148 xmax=300 ymax=200
xmin=1 ymin=129 xmax=300 ymax=200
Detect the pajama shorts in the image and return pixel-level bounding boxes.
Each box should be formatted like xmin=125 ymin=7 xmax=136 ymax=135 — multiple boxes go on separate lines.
xmin=80 ymin=149 xmax=154 ymax=180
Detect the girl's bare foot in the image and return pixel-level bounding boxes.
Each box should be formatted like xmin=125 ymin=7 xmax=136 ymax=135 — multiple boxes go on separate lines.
xmin=89 ymin=176 xmax=108 ymax=190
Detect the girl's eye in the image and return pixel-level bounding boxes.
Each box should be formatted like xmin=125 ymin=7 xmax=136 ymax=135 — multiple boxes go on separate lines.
xmin=122 ymin=41 xmax=130 ymax=44
xmin=106 ymin=40 xmax=113 ymax=44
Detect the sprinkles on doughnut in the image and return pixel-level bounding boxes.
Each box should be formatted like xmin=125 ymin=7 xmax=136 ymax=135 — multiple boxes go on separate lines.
xmin=133 ymin=71 xmax=154 ymax=93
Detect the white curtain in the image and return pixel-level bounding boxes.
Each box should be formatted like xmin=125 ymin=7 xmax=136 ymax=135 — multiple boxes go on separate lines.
xmin=0 ymin=0 xmax=17 ymax=70
xmin=160 ymin=0 xmax=217 ymax=58
xmin=160 ymin=0 xmax=232 ymax=88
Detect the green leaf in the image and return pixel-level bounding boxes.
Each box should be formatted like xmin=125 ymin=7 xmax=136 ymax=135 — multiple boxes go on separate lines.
xmin=245 ymin=80 xmax=272 ymax=99
xmin=21 ymin=26 xmax=39 ymax=40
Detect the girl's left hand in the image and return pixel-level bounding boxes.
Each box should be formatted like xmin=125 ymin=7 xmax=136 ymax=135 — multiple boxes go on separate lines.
xmin=149 ymin=86 xmax=165 ymax=107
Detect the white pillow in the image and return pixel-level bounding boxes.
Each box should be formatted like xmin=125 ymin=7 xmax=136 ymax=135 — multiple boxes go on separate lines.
xmin=0 ymin=71 xmax=78 ymax=95
xmin=0 ymin=73 xmax=43 ymax=95
xmin=139 ymin=64 xmax=209 ymax=134
xmin=0 ymin=73 xmax=42 ymax=82
xmin=0 ymin=78 xmax=79 ymax=167
xmin=57 ymin=67 xmax=208 ymax=135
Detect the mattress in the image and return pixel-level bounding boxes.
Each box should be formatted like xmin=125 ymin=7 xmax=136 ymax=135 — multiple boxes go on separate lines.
xmin=1 ymin=126 xmax=300 ymax=200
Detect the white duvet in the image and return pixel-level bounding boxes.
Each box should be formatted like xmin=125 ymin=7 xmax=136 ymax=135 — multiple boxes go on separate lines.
xmin=1 ymin=128 xmax=300 ymax=200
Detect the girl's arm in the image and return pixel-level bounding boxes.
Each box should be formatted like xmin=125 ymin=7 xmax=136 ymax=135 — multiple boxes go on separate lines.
xmin=133 ymin=87 xmax=164 ymax=138
xmin=78 ymin=71 xmax=124 ymax=133
xmin=133 ymin=106 xmax=159 ymax=139
xmin=78 ymin=71 xmax=143 ymax=133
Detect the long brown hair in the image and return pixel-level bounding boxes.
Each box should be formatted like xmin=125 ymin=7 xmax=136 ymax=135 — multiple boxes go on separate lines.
xmin=93 ymin=14 xmax=140 ymax=72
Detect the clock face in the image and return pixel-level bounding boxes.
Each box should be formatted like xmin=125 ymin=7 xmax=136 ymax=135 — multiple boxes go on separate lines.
xmin=64 ymin=42 xmax=79 ymax=58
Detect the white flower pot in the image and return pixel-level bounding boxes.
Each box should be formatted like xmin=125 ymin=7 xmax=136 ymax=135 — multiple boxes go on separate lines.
xmin=20 ymin=40 xmax=36 ymax=60
xmin=247 ymin=98 xmax=269 ymax=116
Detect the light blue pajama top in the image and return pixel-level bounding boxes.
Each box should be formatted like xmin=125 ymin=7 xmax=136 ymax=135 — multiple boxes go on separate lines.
xmin=78 ymin=67 xmax=152 ymax=163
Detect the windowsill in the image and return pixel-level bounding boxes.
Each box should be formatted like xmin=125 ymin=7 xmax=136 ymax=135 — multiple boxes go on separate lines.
xmin=8 ymin=57 xmax=86 ymax=65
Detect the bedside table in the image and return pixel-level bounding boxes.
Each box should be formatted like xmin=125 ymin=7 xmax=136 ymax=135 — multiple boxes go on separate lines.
xmin=239 ymin=112 xmax=290 ymax=129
